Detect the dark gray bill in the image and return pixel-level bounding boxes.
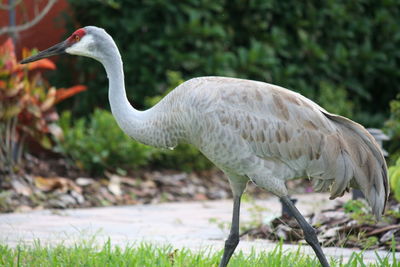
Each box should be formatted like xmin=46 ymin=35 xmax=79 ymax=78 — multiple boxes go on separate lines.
xmin=20 ymin=40 xmax=69 ymax=64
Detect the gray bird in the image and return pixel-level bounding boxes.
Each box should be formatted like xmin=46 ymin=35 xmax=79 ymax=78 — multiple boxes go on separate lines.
xmin=21 ymin=26 xmax=388 ymax=267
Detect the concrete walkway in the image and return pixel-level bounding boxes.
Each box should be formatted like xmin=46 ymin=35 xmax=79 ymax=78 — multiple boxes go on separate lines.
xmin=0 ymin=193 xmax=398 ymax=263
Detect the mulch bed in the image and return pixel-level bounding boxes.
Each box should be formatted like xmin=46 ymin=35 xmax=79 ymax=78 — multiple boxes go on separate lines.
xmin=0 ymin=154 xmax=274 ymax=212
xmin=241 ymin=199 xmax=400 ymax=251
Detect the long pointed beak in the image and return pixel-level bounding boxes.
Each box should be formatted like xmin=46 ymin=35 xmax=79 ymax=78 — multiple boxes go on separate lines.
xmin=20 ymin=40 xmax=69 ymax=64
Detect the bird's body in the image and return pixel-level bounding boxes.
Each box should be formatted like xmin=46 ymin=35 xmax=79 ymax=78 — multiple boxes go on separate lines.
xmin=21 ymin=26 xmax=388 ymax=267
xmin=119 ymin=75 xmax=387 ymax=217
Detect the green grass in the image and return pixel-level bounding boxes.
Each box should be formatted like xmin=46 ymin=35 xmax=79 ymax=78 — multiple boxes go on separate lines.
xmin=0 ymin=240 xmax=397 ymax=267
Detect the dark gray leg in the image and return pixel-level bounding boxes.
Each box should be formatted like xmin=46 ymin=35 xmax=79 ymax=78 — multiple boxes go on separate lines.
xmin=219 ymin=196 xmax=241 ymax=267
xmin=280 ymin=196 xmax=330 ymax=267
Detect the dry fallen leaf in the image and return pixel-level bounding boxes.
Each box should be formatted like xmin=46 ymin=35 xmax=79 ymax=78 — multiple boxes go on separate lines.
xmin=34 ymin=176 xmax=82 ymax=193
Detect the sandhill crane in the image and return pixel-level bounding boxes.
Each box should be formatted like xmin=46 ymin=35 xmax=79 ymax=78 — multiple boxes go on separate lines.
xmin=21 ymin=26 xmax=388 ymax=267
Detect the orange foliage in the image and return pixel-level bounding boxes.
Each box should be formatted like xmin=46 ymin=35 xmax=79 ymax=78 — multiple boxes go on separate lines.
xmin=55 ymin=85 xmax=87 ymax=104
xmin=0 ymin=38 xmax=86 ymax=149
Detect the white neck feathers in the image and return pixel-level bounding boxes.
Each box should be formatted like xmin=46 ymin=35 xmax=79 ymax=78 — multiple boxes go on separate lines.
xmin=99 ymin=40 xmax=181 ymax=148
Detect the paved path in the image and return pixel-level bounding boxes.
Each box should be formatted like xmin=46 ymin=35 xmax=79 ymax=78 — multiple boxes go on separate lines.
xmin=0 ymin=193 xmax=398 ymax=263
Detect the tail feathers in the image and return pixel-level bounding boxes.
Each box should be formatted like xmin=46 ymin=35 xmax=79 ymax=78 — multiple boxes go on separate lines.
xmin=323 ymin=112 xmax=389 ymax=219
xmin=329 ymin=150 xmax=354 ymax=199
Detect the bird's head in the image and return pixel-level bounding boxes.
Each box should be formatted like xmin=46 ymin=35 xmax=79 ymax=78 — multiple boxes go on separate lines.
xmin=21 ymin=26 xmax=112 ymax=64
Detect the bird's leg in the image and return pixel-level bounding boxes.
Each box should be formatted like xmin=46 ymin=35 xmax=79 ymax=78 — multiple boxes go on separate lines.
xmin=219 ymin=196 xmax=241 ymax=267
xmin=280 ymin=196 xmax=330 ymax=267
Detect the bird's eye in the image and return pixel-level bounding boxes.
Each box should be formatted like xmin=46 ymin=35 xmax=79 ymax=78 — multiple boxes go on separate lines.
xmin=75 ymin=35 xmax=80 ymax=41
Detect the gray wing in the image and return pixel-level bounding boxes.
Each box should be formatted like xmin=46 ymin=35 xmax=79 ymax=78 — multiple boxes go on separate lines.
xmin=185 ymin=77 xmax=356 ymax=195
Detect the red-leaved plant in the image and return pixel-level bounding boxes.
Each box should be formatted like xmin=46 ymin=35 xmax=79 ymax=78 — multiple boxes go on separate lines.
xmin=0 ymin=38 xmax=86 ymax=174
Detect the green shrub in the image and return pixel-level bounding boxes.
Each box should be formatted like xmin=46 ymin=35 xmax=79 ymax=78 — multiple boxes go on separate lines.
xmin=56 ymin=109 xmax=154 ymax=175
xmin=389 ymin=157 xmax=400 ymax=202
xmin=143 ymin=70 xmax=183 ymax=108
xmin=385 ymin=95 xmax=400 ymax=203
xmin=316 ymin=81 xmax=354 ymax=118
xmin=343 ymin=199 xmax=374 ymax=225
xmin=385 ymin=94 xmax=400 ymax=164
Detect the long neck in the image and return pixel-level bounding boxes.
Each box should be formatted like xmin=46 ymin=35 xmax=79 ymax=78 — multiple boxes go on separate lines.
xmin=102 ymin=47 xmax=137 ymax=123
xmin=101 ymin=45 xmax=168 ymax=147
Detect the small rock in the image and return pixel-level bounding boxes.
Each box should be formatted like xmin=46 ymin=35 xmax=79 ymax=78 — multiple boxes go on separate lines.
xmin=196 ymin=185 xmax=207 ymax=194
xmin=70 ymin=190 xmax=85 ymax=204
xmin=11 ymin=179 xmax=32 ymax=196
xmin=208 ymin=189 xmax=228 ymax=199
xmin=180 ymin=184 xmax=196 ymax=196
xmin=320 ymin=226 xmax=340 ymax=239
xmin=76 ymin=177 xmax=95 ymax=187
xmin=108 ymin=175 xmax=122 ymax=196
xmin=48 ymin=193 xmax=77 ymax=208
xmin=380 ymin=229 xmax=399 ymax=243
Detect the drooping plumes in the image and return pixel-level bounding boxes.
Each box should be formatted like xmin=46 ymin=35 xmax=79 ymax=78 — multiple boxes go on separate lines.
xmin=322 ymin=113 xmax=388 ymax=218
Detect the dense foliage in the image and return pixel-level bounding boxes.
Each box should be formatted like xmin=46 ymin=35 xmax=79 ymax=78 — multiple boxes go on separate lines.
xmin=387 ymin=95 xmax=400 ymax=202
xmin=56 ymin=109 xmax=153 ymax=175
xmin=385 ymin=94 xmax=400 ymax=164
xmin=389 ymin=157 xmax=400 ymax=202
xmin=55 ymin=0 xmax=400 ymax=127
